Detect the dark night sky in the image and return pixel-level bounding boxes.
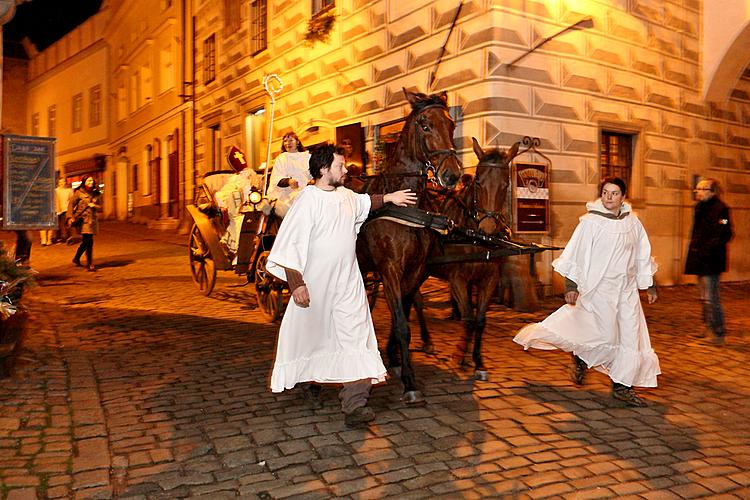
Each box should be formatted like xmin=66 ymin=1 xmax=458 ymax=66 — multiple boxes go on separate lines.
xmin=4 ymin=0 xmax=102 ymax=57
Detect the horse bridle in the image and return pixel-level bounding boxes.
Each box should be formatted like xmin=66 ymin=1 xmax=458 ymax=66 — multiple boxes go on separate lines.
xmin=414 ymin=104 xmax=459 ymax=188
xmin=469 ymin=160 xmax=511 ymax=235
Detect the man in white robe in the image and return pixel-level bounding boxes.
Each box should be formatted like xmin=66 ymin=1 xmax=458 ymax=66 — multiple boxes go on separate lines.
xmin=266 ymin=144 xmax=416 ymax=427
xmin=514 ymin=177 xmax=660 ymax=407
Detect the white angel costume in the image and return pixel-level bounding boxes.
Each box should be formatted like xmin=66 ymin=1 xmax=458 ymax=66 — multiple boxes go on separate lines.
xmin=267 ymin=151 xmax=312 ymax=217
xmin=514 ymin=199 xmax=661 ymax=387
xmin=266 ymin=185 xmax=387 ymax=392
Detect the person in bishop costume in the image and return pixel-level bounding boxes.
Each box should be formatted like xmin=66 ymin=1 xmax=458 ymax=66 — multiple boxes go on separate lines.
xmin=266 ymin=144 xmax=416 ymax=427
xmin=267 ymin=132 xmax=312 ymax=217
xmin=514 ymin=177 xmax=661 ymax=407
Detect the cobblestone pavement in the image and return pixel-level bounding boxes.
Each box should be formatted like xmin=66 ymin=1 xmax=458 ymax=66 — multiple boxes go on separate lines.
xmin=1 ymin=222 xmax=749 ymax=499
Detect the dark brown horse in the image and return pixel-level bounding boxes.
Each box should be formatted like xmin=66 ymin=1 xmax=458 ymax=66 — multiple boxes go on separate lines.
xmin=357 ymin=88 xmax=462 ymax=404
xmin=420 ymin=137 xmax=520 ymax=380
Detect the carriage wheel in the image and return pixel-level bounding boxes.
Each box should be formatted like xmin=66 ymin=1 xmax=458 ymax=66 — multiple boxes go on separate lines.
xmin=255 ymin=250 xmax=283 ymax=322
xmin=189 ymin=224 xmax=217 ymax=296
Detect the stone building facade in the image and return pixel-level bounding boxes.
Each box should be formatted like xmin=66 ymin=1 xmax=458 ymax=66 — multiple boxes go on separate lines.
xmin=21 ymin=0 xmax=194 ymax=226
xmin=193 ymin=0 xmax=749 ymax=286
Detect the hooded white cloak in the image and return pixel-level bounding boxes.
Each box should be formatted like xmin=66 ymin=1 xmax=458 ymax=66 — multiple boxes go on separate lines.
xmin=266 ymin=185 xmax=387 ymax=392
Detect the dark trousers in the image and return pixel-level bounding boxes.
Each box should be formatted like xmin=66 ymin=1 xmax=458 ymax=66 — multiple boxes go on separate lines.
xmin=74 ymin=234 xmax=94 ymax=265
xmin=14 ymin=231 xmax=31 ymax=264
xmin=57 ymin=213 xmax=69 ymax=242
xmin=698 ymin=275 xmax=725 ymax=337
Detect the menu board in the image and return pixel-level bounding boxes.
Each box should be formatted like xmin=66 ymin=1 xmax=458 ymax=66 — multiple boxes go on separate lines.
xmin=1 ymin=135 xmax=57 ymax=229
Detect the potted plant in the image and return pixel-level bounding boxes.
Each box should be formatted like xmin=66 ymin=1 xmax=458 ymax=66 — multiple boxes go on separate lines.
xmin=0 ymin=245 xmax=35 ymax=377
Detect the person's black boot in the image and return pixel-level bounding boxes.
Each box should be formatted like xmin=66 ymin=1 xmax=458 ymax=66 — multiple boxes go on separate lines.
xmin=571 ymin=354 xmax=587 ymax=386
xmin=300 ymin=383 xmax=323 ymax=410
xmin=612 ymin=382 xmax=647 ymax=407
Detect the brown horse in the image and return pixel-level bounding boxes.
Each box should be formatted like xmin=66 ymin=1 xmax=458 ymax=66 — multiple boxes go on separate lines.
xmin=420 ymin=137 xmax=520 ymax=380
xmin=358 ymin=88 xmax=462 ymax=404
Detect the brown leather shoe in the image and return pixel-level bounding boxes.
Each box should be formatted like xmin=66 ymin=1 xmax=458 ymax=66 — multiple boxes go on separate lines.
xmin=344 ymin=406 xmax=375 ymax=427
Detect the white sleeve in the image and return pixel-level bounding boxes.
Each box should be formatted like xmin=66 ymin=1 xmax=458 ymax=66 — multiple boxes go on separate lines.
xmin=353 ymin=192 xmax=372 ymax=233
xmin=266 ymin=189 xmax=315 ymax=281
xmin=634 ymin=218 xmax=658 ymax=289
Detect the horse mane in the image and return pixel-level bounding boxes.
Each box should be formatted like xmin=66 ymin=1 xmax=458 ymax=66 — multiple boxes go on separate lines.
xmin=409 ymin=93 xmax=448 ymax=113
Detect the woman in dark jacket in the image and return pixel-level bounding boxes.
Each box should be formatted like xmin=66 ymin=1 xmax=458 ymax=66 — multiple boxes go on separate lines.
xmin=67 ymin=176 xmax=101 ymax=272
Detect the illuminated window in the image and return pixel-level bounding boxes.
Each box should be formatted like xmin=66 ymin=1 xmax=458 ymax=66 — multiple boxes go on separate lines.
xmin=89 ymin=85 xmax=101 ymax=127
xmin=47 ymin=105 xmax=56 ymax=137
xmin=31 ymin=112 xmax=40 ymax=135
xmin=600 ymin=131 xmax=633 ymax=187
xmin=312 ymin=0 xmax=334 ymax=15
xmin=72 ymin=93 xmax=83 ymax=132
xmin=250 ymin=1 xmax=267 ymax=55
xmin=204 ymin=34 xmax=216 ymax=84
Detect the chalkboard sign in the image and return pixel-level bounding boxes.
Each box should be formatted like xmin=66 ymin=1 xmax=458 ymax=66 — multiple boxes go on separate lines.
xmin=1 ymin=135 xmax=57 ymax=230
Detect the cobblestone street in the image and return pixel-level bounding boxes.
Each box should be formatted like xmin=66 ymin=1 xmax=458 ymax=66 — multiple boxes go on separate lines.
xmin=1 ymin=222 xmax=749 ymax=499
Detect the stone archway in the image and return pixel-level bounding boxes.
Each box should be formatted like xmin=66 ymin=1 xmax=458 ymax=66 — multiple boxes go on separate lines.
xmin=703 ymin=5 xmax=750 ymax=102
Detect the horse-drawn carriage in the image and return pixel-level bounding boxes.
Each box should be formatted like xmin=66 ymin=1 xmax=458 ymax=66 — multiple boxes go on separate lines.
xmin=187 ymin=85 xmax=558 ymax=405
xmin=186 ymin=167 xmax=284 ymax=321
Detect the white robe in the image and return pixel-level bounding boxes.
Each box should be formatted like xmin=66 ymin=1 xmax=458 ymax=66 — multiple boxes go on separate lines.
xmin=267 ymin=151 xmax=312 ymax=217
xmin=266 ymin=185 xmax=387 ymax=392
xmin=514 ymin=200 xmax=661 ymax=387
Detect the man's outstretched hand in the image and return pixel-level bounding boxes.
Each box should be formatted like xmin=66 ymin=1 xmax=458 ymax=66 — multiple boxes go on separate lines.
xmin=384 ymin=189 xmax=418 ymax=207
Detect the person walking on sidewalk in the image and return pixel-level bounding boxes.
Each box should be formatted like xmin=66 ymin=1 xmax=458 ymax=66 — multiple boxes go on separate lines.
xmin=514 ymin=177 xmax=661 ymax=407
xmin=684 ymin=178 xmax=733 ymax=344
xmin=266 ymin=144 xmax=416 ymax=427
xmin=67 ymin=176 xmax=101 ymax=272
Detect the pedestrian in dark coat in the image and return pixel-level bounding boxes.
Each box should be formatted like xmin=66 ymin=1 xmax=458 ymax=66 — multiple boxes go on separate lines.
xmin=67 ymin=176 xmax=101 ymax=272
xmin=685 ymin=178 xmax=733 ymax=343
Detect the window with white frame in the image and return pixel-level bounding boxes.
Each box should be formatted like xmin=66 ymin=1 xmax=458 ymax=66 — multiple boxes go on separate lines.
xmin=89 ymin=85 xmax=102 ymax=127
xmin=204 ymin=34 xmax=216 ymax=84
xmin=600 ymin=130 xmax=634 ymax=189
xmin=160 ymin=44 xmax=175 ymax=92
xmin=72 ymin=93 xmax=83 ymax=132
xmin=31 ymin=112 xmax=40 ymax=135
xmin=47 ymin=105 xmax=56 ymax=137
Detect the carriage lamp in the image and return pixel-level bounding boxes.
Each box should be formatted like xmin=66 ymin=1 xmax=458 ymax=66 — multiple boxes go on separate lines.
xmin=248 ymin=189 xmax=263 ymax=205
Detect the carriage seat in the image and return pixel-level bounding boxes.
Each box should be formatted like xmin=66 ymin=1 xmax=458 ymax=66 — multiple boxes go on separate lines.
xmin=195 ymin=170 xmax=236 ymax=211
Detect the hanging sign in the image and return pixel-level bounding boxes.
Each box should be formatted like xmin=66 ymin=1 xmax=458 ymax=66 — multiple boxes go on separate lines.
xmin=514 ymin=161 xmax=549 ymax=233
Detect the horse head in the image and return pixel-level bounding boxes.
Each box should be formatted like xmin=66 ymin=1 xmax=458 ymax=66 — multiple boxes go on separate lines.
xmin=471 ymin=137 xmax=519 ymax=236
xmin=399 ymin=88 xmax=462 ymax=190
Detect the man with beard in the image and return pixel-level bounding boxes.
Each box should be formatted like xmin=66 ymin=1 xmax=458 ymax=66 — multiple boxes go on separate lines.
xmin=266 ymin=144 xmax=416 ymax=427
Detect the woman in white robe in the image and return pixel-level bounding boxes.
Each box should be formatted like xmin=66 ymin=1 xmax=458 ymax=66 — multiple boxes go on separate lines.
xmin=266 ymin=132 xmax=311 ymax=217
xmin=514 ymin=177 xmax=660 ymax=406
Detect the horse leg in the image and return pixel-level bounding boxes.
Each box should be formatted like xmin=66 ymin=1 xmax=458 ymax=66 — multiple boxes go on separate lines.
xmin=382 ymin=275 xmax=423 ymax=404
xmin=449 ymin=278 xmax=475 ymax=368
xmin=412 ymin=289 xmax=434 ymax=354
xmin=472 ymin=273 xmax=499 ymax=381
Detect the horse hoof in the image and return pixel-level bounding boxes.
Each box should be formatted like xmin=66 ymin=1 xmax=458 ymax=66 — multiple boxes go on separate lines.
xmin=474 ymin=370 xmax=489 ymax=381
xmin=401 ymin=390 xmax=425 ymax=405
xmin=388 ymin=366 xmax=402 ymax=378
xmin=422 ymin=343 xmax=435 ymax=355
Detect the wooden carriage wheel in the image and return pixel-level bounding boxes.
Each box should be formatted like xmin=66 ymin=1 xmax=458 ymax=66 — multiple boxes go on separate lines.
xmin=255 ymin=250 xmax=283 ymax=322
xmin=189 ymin=224 xmax=217 ymax=296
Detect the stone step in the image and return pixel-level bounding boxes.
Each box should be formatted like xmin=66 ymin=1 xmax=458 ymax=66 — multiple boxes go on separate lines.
xmin=146 ymin=217 xmax=180 ymax=231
